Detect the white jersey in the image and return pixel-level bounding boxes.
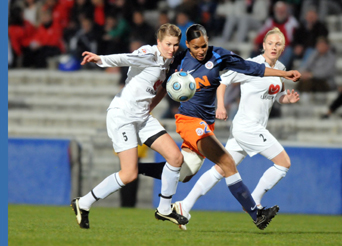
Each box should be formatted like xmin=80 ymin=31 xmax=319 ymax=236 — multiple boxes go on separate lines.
xmin=97 ymin=45 xmax=172 ymax=121
xmin=221 ymin=55 xmax=285 ymax=131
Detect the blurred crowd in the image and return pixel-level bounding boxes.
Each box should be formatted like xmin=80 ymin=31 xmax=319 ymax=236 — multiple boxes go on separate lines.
xmin=8 ymin=0 xmax=342 ymax=118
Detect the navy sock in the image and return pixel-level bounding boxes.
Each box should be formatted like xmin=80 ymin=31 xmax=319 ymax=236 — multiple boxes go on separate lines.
xmin=228 ymin=181 xmax=257 ymax=221
xmin=138 ymin=162 xmax=166 ymax=180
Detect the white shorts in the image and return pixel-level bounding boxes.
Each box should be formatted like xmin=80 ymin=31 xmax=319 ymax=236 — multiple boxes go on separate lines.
xmin=225 ymin=126 xmax=284 ymax=160
xmin=106 ymin=108 xmax=165 ymax=153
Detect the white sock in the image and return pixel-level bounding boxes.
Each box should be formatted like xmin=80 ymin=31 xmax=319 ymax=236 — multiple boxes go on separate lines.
xmin=157 ymin=162 xmax=180 ymax=215
xmin=225 ymin=172 xmax=242 ymax=186
xmin=79 ymin=172 xmax=124 ymax=210
xmin=251 ymin=164 xmax=288 ymax=206
xmin=182 ymin=166 xmax=223 ymax=213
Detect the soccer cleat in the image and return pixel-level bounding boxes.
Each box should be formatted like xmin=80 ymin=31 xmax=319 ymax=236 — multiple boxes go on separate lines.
xmin=155 ymin=208 xmax=189 ymax=226
xmin=172 ymin=201 xmax=191 ymax=230
xmin=71 ymin=197 xmax=90 ymax=229
xmin=254 ymin=205 xmax=279 ymax=230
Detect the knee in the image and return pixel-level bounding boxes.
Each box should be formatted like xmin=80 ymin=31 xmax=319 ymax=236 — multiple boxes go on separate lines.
xmin=167 ymin=151 xmax=183 ymax=168
xmin=285 ymin=159 xmax=291 ymax=169
xmin=282 ymin=155 xmax=291 ymax=169
xmin=120 ymin=170 xmax=138 ymax=184
xmin=217 ymin=155 xmax=237 ymax=177
xmin=276 ymin=158 xmax=291 ymax=170
xmin=179 ymin=150 xmax=204 ymax=182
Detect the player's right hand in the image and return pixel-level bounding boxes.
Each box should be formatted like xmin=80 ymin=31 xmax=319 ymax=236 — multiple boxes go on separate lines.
xmin=216 ymin=107 xmax=228 ymax=121
xmin=81 ymin=51 xmax=101 ymax=65
xmin=285 ymin=70 xmax=301 ymax=82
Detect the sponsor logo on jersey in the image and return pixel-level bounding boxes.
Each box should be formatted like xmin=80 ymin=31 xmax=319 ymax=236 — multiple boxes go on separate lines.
xmin=260 ymin=91 xmax=275 ymax=100
xmin=196 ymin=128 xmax=204 ymax=136
xmin=268 ymin=84 xmax=280 ymax=94
xmin=205 ymin=61 xmax=214 ymax=70
xmin=260 ymin=84 xmax=280 ymax=100
xmin=141 ymin=48 xmax=147 ymax=54
xmin=146 ymin=88 xmax=156 ymax=95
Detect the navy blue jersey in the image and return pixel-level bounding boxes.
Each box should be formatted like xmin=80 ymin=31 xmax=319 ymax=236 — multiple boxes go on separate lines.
xmin=163 ymin=46 xmax=266 ymax=124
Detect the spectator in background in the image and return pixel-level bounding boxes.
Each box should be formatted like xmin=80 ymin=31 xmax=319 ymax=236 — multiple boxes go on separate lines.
xmin=91 ymin=0 xmax=106 ymax=26
xmin=175 ymin=0 xmax=200 ymax=24
xmin=133 ymin=0 xmax=159 ymax=10
xmin=23 ymin=0 xmax=41 ymax=27
xmin=286 ymin=6 xmax=328 ymax=69
xmin=69 ymin=0 xmax=94 ymax=27
xmin=198 ymin=0 xmax=219 ymax=37
xmin=158 ymin=11 xmax=170 ymax=27
xmin=297 ymin=37 xmax=337 ymax=93
xmin=130 ymin=10 xmax=155 ymax=45
xmin=300 ymin=0 xmax=342 ymax=22
xmin=98 ymin=14 xmax=130 ymax=55
xmin=270 ymin=0 xmax=303 ymax=21
xmin=175 ymin=11 xmax=194 ymax=51
xmin=27 ymin=9 xmax=65 ymax=68
xmin=109 ymin=0 xmax=132 ymax=24
xmin=251 ymin=1 xmax=298 ymax=67
xmin=8 ymin=6 xmax=36 ymax=67
xmin=41 ymin=0 xmax=71 ymax=29
xmin=219 ymin=0 xmax=269 ymax=43
xmin=321 ymin=87 xmax=342 ymax=119
xmin=63 ymin=0 xmax=94 ymax=45
xmin=69 ymin=16 xmax=102 ymax=62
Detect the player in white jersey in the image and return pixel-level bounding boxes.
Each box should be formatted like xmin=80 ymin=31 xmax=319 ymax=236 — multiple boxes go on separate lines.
xmin=173 ymin=27 xmax=300 ymax=230
xmin=70 ymin=24 xmax=189 ymax=229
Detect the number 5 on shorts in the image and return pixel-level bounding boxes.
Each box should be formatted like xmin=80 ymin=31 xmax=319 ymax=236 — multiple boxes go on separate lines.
xmin=122 ymin=132 xmax=128 ymax=141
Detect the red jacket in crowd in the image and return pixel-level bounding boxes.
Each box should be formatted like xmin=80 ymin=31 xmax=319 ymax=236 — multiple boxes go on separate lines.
xmin=31 ymin=22 xmax=65 ymax=53
xmin=8 ymin=20 xmax=36 ymax=56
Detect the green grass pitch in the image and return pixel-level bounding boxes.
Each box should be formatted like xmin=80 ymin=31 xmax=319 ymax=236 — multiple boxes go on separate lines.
xmin=8 ymin=204 xmax=342 ymax=246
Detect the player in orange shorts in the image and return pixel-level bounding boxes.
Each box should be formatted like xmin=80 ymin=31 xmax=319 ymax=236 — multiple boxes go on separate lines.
xmin=138 ymin=24 xmax=300 ymax=230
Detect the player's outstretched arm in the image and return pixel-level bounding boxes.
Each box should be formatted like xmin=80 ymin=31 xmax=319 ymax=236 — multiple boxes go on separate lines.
xmin=279 ymin=89 xmax=300 ymax=104
xmin=264 ymin=67 xmax=301 ymax=82
xmin=216 ymin=83 xmax=228 ymax=121
xmin=81 ymin=51 xmax=101 ymax=65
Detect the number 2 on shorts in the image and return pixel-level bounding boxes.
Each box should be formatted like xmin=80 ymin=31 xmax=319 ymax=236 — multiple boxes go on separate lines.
xmin=200 ymin=121 xmax=211 ymax=134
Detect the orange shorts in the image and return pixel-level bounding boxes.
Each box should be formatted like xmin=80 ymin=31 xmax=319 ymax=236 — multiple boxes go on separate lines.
xmin=175 ymin=114 xmax=215 ymax=158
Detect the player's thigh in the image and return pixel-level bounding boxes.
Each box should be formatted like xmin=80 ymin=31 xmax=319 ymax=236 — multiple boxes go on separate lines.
xmin=269 ymin=149 xmax=291 ymax=168
xmin=117 ymin=147 xmax=139 ymax=184
xmin=150 ymin=133 xmax=183 ymax=167
xmin=106 ymin=108 xmax=139 ymax=153
xmin=198 ymin=135 xmax=237 ymax=176
xmin=138 ymin=115 xmax=183 ymax=167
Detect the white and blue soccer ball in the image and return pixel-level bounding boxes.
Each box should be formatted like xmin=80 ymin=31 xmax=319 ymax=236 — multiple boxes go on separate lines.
xmin=166 ymin=71 xmax=196 ymax=102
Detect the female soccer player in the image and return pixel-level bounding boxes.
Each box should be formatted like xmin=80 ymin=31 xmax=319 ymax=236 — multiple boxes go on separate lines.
xmin=139 ymin=24 xmax=301 ymax=230
xmin=70 ymin=24 xmax=189 ymax=229
xmin=173 ymin=27 xmax=300 ymax=230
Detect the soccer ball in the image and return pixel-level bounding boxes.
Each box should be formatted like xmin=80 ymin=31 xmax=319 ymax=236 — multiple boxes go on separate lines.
xmin=166 ymin=71 xmax=196 ymax=102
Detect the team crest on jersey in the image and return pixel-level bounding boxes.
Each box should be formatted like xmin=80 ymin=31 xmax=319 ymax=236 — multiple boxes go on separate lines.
xmin=205 ymin=61 xmax=214 ymax=70
xmin=141 ymin=48 xmax=147 ymax=54
xmin=196 ymin=128 xmax=204 ymax=136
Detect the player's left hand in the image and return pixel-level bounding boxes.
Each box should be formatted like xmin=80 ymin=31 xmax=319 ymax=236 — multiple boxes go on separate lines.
xmin=284 ymin=70 xmax=301 ymax=82
xmin=286 ymin=89 xmax=300 ymax=103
